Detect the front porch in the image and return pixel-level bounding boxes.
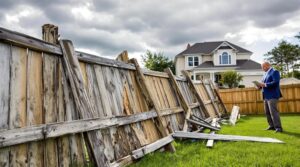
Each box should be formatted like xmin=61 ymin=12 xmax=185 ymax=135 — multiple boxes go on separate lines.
xmin=192 ymin=72 xmax=221 ymax=85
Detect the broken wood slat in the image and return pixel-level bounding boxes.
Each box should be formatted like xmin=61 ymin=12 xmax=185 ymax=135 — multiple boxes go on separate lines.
xmin=109 ymin=155 xmax=133 ymax=167
xmin=173 ymin=131 xmax=284 ymax=143
xmin=189 ymin=102 xmax=200 ymax=109
xmin=116 ymin=50 xmax=129 ymax=63
xmin=181 ymin=71 xmax=210 ymax=118
xmin=191 ymin=115 xmax=213 ymax=126
xmin=130 ymin=58 xmax=175 ymax=152
xmin=60 ymin=40 xmax=108 ymax=167
xmin=206 ymin=118 xmax=218 ymax=148
xmin=186 ymin=119 xmax=220 ymax=131
xmin=165 ymin=68 xmax=191 ymax=132
xmin=78 ymin=52 xmax=136 ymax=72
xmin=200 ymin=79 xmax=221 ymax=117
xmin=132 ymin=135 xmax=174 ymax=160
xmin=208 ymin=80 xmax=228 ymax=114
xmin=143 ymin=69 xmax=169 ymax=78
xmin=229 ymin=106 xmax=240 ymax=125
xmin=0 ymin=107 xmax=184 ymax=148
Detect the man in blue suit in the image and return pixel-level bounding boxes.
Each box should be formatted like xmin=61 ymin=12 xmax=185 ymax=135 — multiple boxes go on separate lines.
xmin=258 ymin=62 xmax=283 ymax=132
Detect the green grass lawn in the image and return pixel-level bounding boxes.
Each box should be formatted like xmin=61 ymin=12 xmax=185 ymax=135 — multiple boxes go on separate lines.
xmin=130 ymin=114 xmax=300 ymax=167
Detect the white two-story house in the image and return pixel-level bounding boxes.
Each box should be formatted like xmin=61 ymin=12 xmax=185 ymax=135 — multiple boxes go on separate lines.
xmin=175 ymin=41 xmax=264 ymax=87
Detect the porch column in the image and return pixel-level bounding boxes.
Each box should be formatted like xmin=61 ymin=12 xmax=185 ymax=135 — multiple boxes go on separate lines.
xmin=210 ymin=72 xmax=215 ymax=82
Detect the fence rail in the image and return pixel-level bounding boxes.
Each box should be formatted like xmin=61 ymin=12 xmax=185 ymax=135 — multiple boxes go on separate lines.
xmin=218 ymin=84 xmax=300 ymax=114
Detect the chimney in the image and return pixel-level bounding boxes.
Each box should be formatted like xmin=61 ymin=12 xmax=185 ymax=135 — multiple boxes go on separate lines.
xmin=187 ymin=43 xmax=191 ymax=49
xmin=42 ymin=24 xmax=59 ymax=44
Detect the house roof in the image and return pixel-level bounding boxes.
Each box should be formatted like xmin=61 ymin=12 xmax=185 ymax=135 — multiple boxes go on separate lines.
xmin=194 ymin=59 xmax=261 ymax=70
xmin=176 ymin=41 xmax=252 ymax=57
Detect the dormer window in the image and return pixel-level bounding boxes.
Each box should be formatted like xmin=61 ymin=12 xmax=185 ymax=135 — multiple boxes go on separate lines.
xmin=219 ymin=52 xmax=231 ymax=65
xmin=188 ymin=56 xmax=199 ymax=67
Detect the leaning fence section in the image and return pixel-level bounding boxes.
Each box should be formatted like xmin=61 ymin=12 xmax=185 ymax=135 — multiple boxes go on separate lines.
xmin=0 ymin=27 xmax=226 ymax=167
xmin=218 ymin=84 xmax=300 ymax=114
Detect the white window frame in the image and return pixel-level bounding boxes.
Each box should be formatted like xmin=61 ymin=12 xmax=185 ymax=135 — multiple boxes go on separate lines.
xmin=187 ymin=56 xmax=199 ymax=67
xmin=219 ymin=52 xmax=231 ymax=65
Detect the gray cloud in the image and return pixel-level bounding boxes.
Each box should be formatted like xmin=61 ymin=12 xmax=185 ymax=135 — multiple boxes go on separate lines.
xmin=0 ymin=0 xmax=300 ymax=58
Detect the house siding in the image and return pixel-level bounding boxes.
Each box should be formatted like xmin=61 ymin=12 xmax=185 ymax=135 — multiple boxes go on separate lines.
xmin=175 ymin=56 xmax=185 ymax=76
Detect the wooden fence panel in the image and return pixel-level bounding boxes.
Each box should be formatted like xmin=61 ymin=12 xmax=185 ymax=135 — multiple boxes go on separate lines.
xmin=219 ymin=84 xmax=300 ymax=114
xmin=0 ymin=26 xmax=227 ymax=166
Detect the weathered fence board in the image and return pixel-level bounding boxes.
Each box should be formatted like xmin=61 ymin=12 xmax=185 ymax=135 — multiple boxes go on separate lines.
xmin=27 ymin=50 xmax=44 ymax=167
xmin=0 ymin=43 xmax=10 ymax=167
xmin=9 ymin=46 xmax=28 ymax=167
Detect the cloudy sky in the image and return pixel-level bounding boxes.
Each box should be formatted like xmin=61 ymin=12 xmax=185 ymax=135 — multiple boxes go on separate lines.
xmin=1 ymin=0 xmax=300 ymax=64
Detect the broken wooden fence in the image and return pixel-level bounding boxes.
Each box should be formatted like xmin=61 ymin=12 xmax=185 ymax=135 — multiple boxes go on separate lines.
xmin=0 ymin=27 xmax=224 ymax=167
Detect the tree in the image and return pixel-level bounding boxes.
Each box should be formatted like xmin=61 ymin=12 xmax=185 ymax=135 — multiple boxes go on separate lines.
xmin=142 ymin=50 xmax=175 ymax=73
xmin=220 ymin=70 xmax=243 ymax=88
xmin=264 ymin=40 xmax=300 ymax=77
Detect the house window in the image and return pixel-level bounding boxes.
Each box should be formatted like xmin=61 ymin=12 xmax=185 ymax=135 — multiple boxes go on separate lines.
xmin=219 ymin=52 xmax=231 ymax=65
xmin=188 ymin=56 xmax=199 ymax=67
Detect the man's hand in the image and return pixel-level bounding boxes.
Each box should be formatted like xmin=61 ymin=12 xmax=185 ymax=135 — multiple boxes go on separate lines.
xmin=258 ymin=82 xmax=266 ymax=88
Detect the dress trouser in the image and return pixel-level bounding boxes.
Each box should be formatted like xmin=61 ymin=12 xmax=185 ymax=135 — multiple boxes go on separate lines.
xmin=264 ymin=99 xmax=282 ymax=129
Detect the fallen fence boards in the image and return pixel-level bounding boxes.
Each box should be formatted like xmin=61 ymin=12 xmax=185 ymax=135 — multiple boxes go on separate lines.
xmin=132 ymin=135 xmax=174 ymax=159
xmin=206 ymin=118 xmax=218 ymax=148
xmin=186 ymin=119 xmax=220 ymax=131
xmin=229 ymin=106 xmax=240 ymax=125
xmin=173 ymin=131 xmax=284 ymax=143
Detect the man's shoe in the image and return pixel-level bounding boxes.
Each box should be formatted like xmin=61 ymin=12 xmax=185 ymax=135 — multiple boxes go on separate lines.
xmin=265 ymin=127 xmax=275 ymax=130
xmin=275 ymin=128 xmax=283 ymax=133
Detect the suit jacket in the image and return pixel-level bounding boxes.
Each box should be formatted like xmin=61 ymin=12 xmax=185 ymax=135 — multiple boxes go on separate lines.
xmin=262 ymin=68 xmax=282 ymax=99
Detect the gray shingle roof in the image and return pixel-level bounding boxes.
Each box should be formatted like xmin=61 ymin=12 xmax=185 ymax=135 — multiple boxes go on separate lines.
xmin=195 ymin=59 xmax=261 ymax=70
xmin=177 ymin=41 xmax=252 ymax=56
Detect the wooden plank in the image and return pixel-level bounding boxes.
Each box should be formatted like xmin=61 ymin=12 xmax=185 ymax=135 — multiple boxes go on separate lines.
xmin=61 ymin=67 xmax=85 ymax=166
xmin=186 ymin=119 xmax=220 ymax=131
xmin=0 ymin=27 xmax=62 ymax=55
xmin=9 ymin=46 xmax=28 ymax=166
xmin=132 ymin=135 xmax=174 ymax=160
xmin=165 ymin=68 xmax=191 ymax=131
xmin=208 ymin=80 xmax=228 ymax=114
xmin=77 ymin=51 xmax=135 ymax=70
xmin=60 ymin=40 xmax=108 ymax=167
xmin=206 ymin=118 xmax=217 ymax=148
xmin=109 ymin=155 xmax=133 ymax=167
xmin=116 ymin=50 xmax=129 ymax=63
xmin=200 ymin=79 xmax=221 ymax=117
xmin=27 ymin=50 xmax=44 ymax=167
xmin=173 ymin=131 xmax=284 ymax=143
xmin=0 ymin=43 xmax=11 ymax=167
xmin=43 ymin=53 xmax=59 ymax=167
xmin=229 ymin=106 xmax=240 ymax=125
xmin=182 ymin=70 xmax=210 ymax=118
xmin=0 ymin=107 xmax=184 ymax=148
xmin=129 ymin=58 xmax=175 ymax=152
xmin=143 ymin=69 xmax=169 ymax=78
xmin=56 ymin=58 xmax=71 ymax=167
